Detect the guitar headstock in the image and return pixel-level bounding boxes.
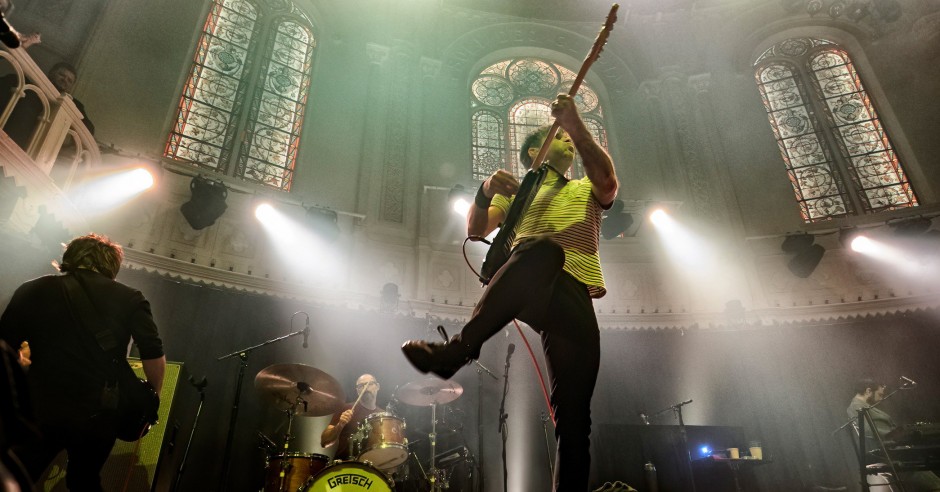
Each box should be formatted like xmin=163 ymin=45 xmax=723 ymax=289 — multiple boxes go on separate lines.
xmin=585 ymin=4 xmax=619 ymax=66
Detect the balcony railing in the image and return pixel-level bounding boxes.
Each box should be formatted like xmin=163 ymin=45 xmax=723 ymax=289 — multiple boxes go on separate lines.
xmin=0 ymin=45 xmax=100 ymax=237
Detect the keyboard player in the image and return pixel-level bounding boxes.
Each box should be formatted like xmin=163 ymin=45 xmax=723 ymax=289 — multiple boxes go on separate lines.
xmin=847 ymin=378 xmax=940 ymax=491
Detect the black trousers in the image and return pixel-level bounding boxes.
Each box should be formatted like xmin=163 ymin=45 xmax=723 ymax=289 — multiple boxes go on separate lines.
xmin=14 ymin=412 xmax=117 ymax=492
xmin=461 ymin=237 xmax=600 ymax=492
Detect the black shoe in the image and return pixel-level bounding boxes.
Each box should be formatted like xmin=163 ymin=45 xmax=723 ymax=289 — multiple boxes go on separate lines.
xmin=401 ymin=339 xmax=471 ymax=380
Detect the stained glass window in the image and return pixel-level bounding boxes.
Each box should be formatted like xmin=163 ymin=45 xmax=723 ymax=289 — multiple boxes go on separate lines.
xmin=471 ymin=58 xmax=608 ymax=181
xmin=166 ymin=0 xmax=317 ymax=191
xmin=754 ymin=37 xmax=916 ymax=223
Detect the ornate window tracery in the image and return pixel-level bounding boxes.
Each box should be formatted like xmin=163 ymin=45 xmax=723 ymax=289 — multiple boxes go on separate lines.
xmin=754 ymin=37 xmax=917 ymax=222
xmin=471 ymin=58 xmax=608 ymax=180
xmin=166 ymin=0 xmax=316 ymax=191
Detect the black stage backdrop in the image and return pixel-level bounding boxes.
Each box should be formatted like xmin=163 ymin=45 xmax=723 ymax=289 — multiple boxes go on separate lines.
xmin=1 ymin=251 xmax=938 ymax=491
xmin=590 ymin=315 xmax=940 ymax=492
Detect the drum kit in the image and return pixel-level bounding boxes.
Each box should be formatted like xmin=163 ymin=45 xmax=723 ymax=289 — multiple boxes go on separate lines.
xmin=253 ymin=363 xmax=471 ymax=492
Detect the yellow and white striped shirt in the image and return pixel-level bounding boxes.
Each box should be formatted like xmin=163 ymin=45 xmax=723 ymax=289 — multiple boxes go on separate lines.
xmin=491 ymin=168 xmax=607 ymax=298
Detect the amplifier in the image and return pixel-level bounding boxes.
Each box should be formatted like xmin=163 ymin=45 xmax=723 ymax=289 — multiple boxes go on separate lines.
xmin=37 ymin=359 xmax=183 ymax=492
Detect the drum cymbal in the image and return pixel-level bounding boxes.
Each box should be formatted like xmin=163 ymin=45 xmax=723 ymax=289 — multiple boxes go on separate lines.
xmin=254 ymin=363 xmax=345 ymax=417
xmin=397 ymin=378 xmax=463 ymax=406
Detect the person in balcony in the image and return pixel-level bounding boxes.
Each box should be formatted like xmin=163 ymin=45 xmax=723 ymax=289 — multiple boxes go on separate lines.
xmin=0 ymin=61 xmax=93 ymax=151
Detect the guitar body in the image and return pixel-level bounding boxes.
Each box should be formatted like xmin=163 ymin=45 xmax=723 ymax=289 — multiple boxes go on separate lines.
xmin=479 ymin=232 xmax=512 ymax=285
xmin=479 ymin=168 xmax=544 ymax=284
xmin=112 ymin=363 xmax=160 ymax=442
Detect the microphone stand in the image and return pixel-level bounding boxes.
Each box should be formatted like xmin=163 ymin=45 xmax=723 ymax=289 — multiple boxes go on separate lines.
xmin=215 ymin=325 xmax=308 ymax=490
xmin=170 ymin=375 xmax=208 ymax=492
xmin=540 ymin=411 xmax=554 ymax=480
xmin=649 ymin=399 xmax=696 ymax=492
xmin=498 ymin=345 xmax=514 ymax=492
xmin=435 ymin=322 xmax=495 ymax=492
xmin=475 ymin=359 xmax=497 ymax=492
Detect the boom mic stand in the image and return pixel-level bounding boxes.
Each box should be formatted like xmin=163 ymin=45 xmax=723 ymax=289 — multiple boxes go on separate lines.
xmin=435 ymin=322 xmax=495 ymax=492
xmin=170 ymin=375 xmax=208 ymax=492
xmin=214 ymin=312 xmax=310 ymax=491
xmin=648 ymin=399 xmax=696 ymax=492
xmin=498 ymin=343 xmax=515 ymax=492
xmin=475 ymin=358 xmax=497 ymax=492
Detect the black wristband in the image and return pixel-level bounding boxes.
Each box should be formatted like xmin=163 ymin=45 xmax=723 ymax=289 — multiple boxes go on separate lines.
xmin=474 ymin=184 xmax=492 ymax=209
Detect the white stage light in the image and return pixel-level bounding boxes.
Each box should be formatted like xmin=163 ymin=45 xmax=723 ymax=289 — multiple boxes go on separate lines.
xmin=73 ymin=166 xmax=157 ymax=214
xmin=650 ymin=208 xmax=669 ymax=226
xmin=452 ymin=197 xmax=471 ymax=217
xmin=255 ymin=203 xmax=277 ymax=223
xmin=850 ymin=235 xmax=874 ymax=253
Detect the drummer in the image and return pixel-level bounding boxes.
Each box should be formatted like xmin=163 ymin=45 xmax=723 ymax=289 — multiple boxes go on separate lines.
xmin=320 ymin=374 xmax=385 ymax=459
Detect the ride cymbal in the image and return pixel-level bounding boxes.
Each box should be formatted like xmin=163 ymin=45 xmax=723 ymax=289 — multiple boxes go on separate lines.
xmin=254 ymin=363 xmax=345 ymax=416
xmin=397 ymin=378 xmax=463 ymax=406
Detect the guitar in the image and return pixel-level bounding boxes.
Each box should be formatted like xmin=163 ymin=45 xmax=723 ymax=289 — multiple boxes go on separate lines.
xmin=109 ymin=359 xmax=160 ymax=442
xmin=478 ymin=4 xmax=619 ymax=285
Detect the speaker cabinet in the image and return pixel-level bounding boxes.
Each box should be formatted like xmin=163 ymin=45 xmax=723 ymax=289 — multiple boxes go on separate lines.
xmin=37 ymin=359 xmax=183 ymax=492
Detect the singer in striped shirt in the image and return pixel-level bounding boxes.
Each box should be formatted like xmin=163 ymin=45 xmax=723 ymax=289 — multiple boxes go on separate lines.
xmin=402 ymin=93 xmax=618 ymax=492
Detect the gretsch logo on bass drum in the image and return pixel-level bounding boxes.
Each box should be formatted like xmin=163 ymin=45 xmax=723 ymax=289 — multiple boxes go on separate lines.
xmin=327 ymin=473 xmax=374 ymax=489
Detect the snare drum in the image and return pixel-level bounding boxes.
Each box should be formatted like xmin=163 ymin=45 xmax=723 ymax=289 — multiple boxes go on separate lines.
xmin=354 ymin=413 xmax=408 ymax=470
xmin=302 ymin=461 xmax=393 ymax=492
xmin=263 ymin=452 xmax=329 ymax=492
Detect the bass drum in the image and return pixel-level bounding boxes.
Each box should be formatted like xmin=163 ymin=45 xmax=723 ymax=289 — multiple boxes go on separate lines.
xmin=303 ymin=461 xmax=393 ymax=492
xmin=264 ymin=453 xmax=330 ymax=492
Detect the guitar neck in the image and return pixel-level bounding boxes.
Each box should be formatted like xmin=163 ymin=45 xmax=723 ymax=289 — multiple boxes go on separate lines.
xmin=528 ymin=4 xmax=618 ymax=173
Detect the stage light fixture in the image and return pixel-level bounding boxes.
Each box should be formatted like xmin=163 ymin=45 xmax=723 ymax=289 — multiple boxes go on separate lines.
xmin=649 ymin=208 xmax=669 ymax=226
xmin=781 ymin=233 xmax=825 ymax=278
xmin=601 ymin=199 xmax=634 ymax=240
xmin=180 ymin=176 xmax=228 ymax=230
xmin=838 ymin=227 xmax=863 ymax=249
xmin=850 ymin=234 xmax=874 ymax=253
xmin=305 ymin=205 xmax=340 ymax=242
xmin=448 ymin=184 xmax=473 ymax=217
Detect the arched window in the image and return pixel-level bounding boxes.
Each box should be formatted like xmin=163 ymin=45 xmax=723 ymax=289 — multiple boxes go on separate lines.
xmin=754 ymin=37 xmax=917 ymax=223
xmin=165 ymin=0 xmax=316 ymax=191
xmin=470 ymin=58 xmax=608 ymax=181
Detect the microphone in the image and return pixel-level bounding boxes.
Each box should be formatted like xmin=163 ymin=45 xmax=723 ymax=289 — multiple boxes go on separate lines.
xmin=188 ymin=375 xmax=208 ymax=390
xmin=899 ymin=376 xmax=917 ymax=388
xmin=302 ymin=316 xmax=310 ymax=349
xmin=505 ymin=343 xmax=515 ymax=365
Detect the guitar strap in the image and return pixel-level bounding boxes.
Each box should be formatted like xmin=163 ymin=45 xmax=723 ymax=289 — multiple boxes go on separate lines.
xmin=59 ymin=274 xmax=127 ymax=374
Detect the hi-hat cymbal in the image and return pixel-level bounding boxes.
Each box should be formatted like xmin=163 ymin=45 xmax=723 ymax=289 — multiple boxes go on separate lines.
xmin=254 ymin=363 xmax=345 ymax=417
xmin=397 ymin=378 xmax=463 ymax=406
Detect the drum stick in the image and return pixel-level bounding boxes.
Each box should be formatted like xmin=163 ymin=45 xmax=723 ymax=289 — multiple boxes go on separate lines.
xmin=351 ymin=381 xmax=371 ymax=410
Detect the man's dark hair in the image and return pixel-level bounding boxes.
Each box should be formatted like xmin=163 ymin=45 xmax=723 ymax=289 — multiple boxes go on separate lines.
xmin=57 ymin=233 xmax=123 ymax=279
xmin=853 ymin=378 xmax=884 ymax=395
xmin=48 ymin=61 xmax=77 ymax=77
xmin=518 ymin=125 xmax=552 ymax=170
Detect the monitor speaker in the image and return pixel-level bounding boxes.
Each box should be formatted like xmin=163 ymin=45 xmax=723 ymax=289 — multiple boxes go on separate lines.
xmin=37 ymin=359 xmax=183 ymax=492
